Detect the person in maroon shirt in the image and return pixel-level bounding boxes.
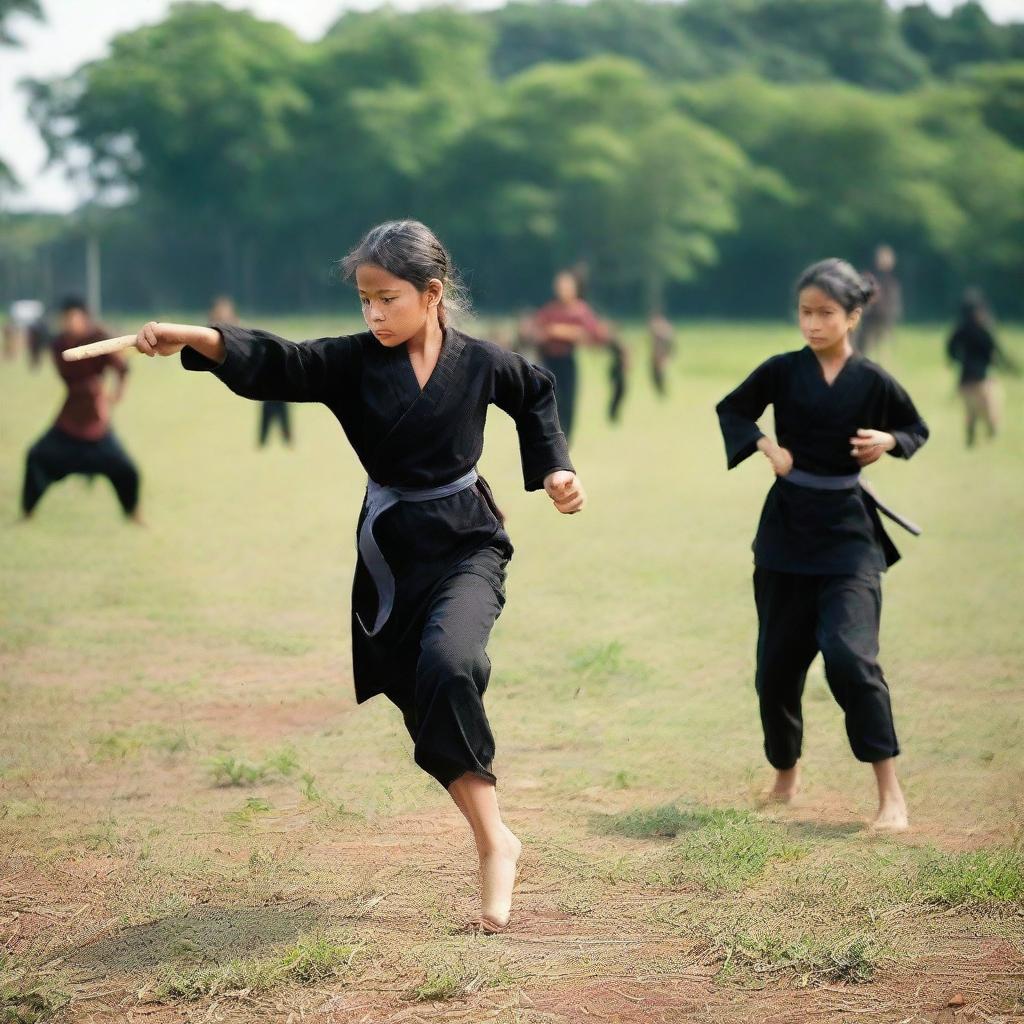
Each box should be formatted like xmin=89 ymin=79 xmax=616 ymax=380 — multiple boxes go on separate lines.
xmin=531 ymin=269 xmax=607 ymax=441
xmin=20 ymin=297 xmax=141 ymax=521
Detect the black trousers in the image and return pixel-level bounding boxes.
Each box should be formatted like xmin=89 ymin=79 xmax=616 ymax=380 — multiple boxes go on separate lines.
xmin=22 ymin=426 xmax=140 ymax=516
xmin=608 ymin=344 xmax=626 ymax=423
xmin=540 ymin=352 xmax=577 ymax=442
xmin=259 ymin=401 xmax=291 ymax=446
xmin=753 ymin=568 xmax=900 ymax=769
xmin=384 ymin=558 xmax=506 ymax=789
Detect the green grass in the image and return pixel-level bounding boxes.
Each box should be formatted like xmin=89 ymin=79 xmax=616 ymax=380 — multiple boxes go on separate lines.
xmin=410 ymin=947 xmax=513 ymax=1001
xmin=224 ymin=796 xmax=273 ymax=827
xmin=208 ymin=747 xmax=299 ymax=787
xmin=668 ymin=810 xmax=808 ymax=891
xmin=92 ymin=723 xmax=192 ymax=761
xmin=599 ymin=805 xmax=807 ymax=890
xmin=715 ymin=928 xmax=882 ymax=985
xmin=918 ymin=847 xmax=1024 ymax=906
xmin=413 ymin=966 xmax=470 ymax=1001
xmin=597 ymin=803 xmax=742 ymax=838
xmin=153 ymin=934 xmax=362 ymax=1001
xmin=0 ymin=957 xmax=69 ymax=1024
xmin=2 ymin=317 xmax=1022 ymax=1020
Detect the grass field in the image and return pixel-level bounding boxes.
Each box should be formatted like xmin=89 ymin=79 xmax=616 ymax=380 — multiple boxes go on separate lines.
xmin=1 ymin=317 xmax=1022 ymax=1024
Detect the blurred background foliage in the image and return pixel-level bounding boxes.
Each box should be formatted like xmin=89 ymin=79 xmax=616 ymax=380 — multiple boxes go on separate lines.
xmin=2 ymin=0 xmax=1022 ymax=317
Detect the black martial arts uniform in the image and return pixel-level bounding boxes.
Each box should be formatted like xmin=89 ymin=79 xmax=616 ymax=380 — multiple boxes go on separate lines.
xmin=183 ymin=323 xmax=572 ymax=788
xmin=716 ymin=346 xmax=928 ymax=769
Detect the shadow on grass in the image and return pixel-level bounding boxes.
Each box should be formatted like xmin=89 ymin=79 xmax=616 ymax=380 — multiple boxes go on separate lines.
xmin=592 ymin=802 xmax=867 ymax=844
xmin=777 ymin=819 xmax=865 ymax=841
xmin=55 ymin=904 xmax=323 ymax=975
xmin=591 ymin=803 xmax=809 ymax=891
xmin=590 ymin=803 xmax=746 ymax=840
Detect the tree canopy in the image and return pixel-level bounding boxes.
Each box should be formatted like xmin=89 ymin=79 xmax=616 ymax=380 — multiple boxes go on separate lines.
xmin=7 ymin=0 xmax=1024 ymax=317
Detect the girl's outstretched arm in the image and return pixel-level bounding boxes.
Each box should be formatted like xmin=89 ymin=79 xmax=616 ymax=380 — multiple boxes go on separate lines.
xmin=135 ymin=321 xmax=359 ymax=404
xmin=136 ymin=322 xmax=224 ymax=361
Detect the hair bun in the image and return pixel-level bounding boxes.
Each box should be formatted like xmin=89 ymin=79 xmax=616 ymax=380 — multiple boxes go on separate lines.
xmin=796 ymin=258 xmax=880 ymax=313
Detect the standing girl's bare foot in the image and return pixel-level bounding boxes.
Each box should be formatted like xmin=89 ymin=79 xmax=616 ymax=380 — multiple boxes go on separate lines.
xmin=869 ymin=757 xmax=909 ymax=832
xmin=871 ymin=799 xmax=909 ymax=832
xmin=763 ymin=764 xmax=800 ymax=803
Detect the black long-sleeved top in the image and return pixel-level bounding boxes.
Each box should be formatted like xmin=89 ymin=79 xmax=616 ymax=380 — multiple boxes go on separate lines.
xmin=182 ymin=323 xmax=573 ymax=701
xmin=716 ymin=347 xmax=929 ymax=576
xmin=946 ymin=320 xmax=1003 ymax=385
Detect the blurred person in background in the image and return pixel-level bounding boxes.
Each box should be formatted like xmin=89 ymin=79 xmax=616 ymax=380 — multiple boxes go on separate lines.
xmin=26 ymin=307 xmax=52 ymax=370
xmin=605 ymin=320 xmax=628 ymax=424
xmin=648 ymin=309 xmax=675 ymax=397
xmin=946 ymin=288 xmax=1018 ymax=448
xmin=531 ymin=268 xmax=607 ymax=442
xmin=854 ymin=244 xmax=902 ymax=354
xmin=209 ymin=295 xmax=293 ymax=448
xmin=19 ymin=297 xmax=141 ymax=522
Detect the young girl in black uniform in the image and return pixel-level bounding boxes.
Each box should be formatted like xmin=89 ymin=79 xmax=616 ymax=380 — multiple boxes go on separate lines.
xmin=717 ymin=259 xmax=928 ymax=831
xmin=133 ymin=220 xmax=585 ymax=929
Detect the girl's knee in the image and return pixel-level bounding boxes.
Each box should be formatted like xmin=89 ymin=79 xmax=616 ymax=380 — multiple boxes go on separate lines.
xmin=419 ymin=637 xmax=487 ymax=688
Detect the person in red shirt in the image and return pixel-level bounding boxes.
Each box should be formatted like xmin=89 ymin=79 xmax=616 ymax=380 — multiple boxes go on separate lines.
xmin=531 ymin=269 xmax=607 ymax=441
xmin=20 ymin=297 xmax=142 ymax=521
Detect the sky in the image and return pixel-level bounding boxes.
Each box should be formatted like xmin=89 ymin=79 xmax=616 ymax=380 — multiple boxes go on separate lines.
xmin=2 ymin=0 xmax=1022 ymax=213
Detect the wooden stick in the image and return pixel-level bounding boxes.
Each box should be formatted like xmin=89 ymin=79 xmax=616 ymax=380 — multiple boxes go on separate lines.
xmin=62 ymin=334 xmax=137 ymax=362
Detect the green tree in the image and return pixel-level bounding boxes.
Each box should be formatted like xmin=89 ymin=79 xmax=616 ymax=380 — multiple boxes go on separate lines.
xmin=958 ymin=62 xmax=1024 ymax=148
xmin=265 ymin=7 xmax=496 ymax=301
xmin=442 ymin=58 xmax=750 ymax=308
xmin=1 ymin=0 xmax=44 ymax=192
xmin=900 ymin=2 xmax=1012 ymax=74
xmin=489 ymin=0 xmax=710 ymax=80
xmin=0 ymin=0 xmax=42 ymax=46
xmin=674 ymin=0 xmax=929 ymax=91
xmin=915 ymin=83 xmax=1024 ymax=283
xmin=25 ymin=2 xmax=309 ymax=300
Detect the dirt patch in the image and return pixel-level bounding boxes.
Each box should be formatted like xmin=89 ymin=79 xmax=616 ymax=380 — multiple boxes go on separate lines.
xmin=189 ymin=695 xmax=354 ymax=740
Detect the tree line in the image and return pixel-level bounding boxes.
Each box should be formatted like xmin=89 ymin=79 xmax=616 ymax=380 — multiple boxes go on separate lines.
xmin=2 ymin=0 xmax=1022 ymax=319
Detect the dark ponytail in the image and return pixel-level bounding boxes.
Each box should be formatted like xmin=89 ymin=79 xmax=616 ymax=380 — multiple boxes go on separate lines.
xmin=340 ymin=220 xmax=470 ymax=328
xmin=796 ymin=258 xmax=877 ymax=313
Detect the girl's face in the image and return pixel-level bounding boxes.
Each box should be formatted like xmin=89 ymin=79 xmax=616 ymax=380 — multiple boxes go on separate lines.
xmin=554 ymin=271 xmax=578 ymax=303
xmin=798 ymin=286 xmax=860 ymax=352
xmin=60 ymin=308 xmax=90 ymax=338
xmin=356 ymin=263 xmax=442 ymax=347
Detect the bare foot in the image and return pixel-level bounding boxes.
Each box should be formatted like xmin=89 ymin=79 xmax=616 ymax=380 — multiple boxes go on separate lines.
xmin=762 ymin=765 xmax=800 ymax=804
xmin=475 ymin=825 xmax=521 ymax=931
xmin=869 ymin=758 xmax=908 ymax=832
xmin=870 ymin=798 xmax=909 ymax=832
xmin=127 ymin=510 xmax=146 ymax=526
